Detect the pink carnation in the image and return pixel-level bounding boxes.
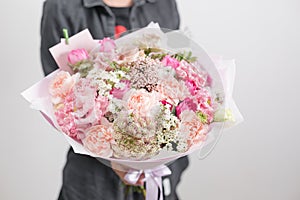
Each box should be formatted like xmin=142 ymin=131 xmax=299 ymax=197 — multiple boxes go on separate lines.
xmin=94 ymin=95 xmax=110 ymax=120
xmin=175 ymin=60 xmax=207 ymax=88
xmin=185 ymin=79 xmax=197 ymax=95
xmin=67 ymin=48 xmax=89 ymax=65
xmin=193 ymin=88 xmax=214 ymax=123
xmin=99 ymin=37 xmax=116 ymax=52
xmin=161 ymin=55 xmax=180 ymax=69
xmin=82 ymin=125 xmax=115 ymax=157
xmin=54 ymin=91 xmax=84 ymax=142
xmin=156 ymin=76 xmax=189 ymax=105
xmin=73 ymin=78 xmax=109 ymax=127
xmin=49 ymin=71 xmax=75 ymax=105
xmin=176 ymin=98 xmax=197 ymax=118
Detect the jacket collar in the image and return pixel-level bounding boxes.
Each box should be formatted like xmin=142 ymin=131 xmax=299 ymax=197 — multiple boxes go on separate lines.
xmin=83 ymin=0 xmax=157 ymax=8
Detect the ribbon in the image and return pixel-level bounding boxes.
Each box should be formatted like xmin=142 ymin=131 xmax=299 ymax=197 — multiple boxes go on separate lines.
xmin=124 ymin=165 xmax=172 ymax=200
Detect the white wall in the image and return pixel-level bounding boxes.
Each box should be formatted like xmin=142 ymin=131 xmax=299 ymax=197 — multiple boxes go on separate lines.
xmin=0 ymin=0 xmax=299 ymax=199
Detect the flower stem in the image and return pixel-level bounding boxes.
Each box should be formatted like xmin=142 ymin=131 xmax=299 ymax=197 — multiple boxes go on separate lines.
xmin=63 ymin=28 xmax=69 ymax=45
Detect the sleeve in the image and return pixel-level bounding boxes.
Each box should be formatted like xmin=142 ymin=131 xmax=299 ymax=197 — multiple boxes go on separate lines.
xmin=40 ymin=0 xmax=69 ymax=76
xmin=171 ymin=0 xmax=180 ymax=29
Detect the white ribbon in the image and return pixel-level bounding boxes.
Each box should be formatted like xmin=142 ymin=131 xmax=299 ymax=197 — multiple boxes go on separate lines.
xmin=124 ymin=165 xmax=172 ymax=200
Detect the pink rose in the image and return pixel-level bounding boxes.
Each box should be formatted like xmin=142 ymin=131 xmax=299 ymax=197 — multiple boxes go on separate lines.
xmin=49 ymin=71 xmax=75 ymax=105
xmin=176 ymin=98 xmax=197 ymax=118
xmin=67 ymin=48 xmax=89 ymax=65
xmin=99 ymin=37 xmax=116 ymax=52
xmin=82 ymin=125 xmax=114 ymax=157
xmin=110 ymin=80 xmax=131 ymax=99
xmin=161 ymin=55 xmax=180 ymax=69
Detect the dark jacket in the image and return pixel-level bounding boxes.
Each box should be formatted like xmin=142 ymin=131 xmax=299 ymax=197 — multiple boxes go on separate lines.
xmin=40 ymin=0 xmax=189 ymax=199
xmin=41 ymin=0 xmax=180 ymax=75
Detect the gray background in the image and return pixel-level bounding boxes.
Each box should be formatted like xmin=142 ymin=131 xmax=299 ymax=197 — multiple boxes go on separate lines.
xmin=1 ymin=0 xmax=299 ymax=199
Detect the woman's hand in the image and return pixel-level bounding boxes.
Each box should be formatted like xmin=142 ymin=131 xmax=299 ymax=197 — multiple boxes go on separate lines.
xmin=111 ymin=162 xmax=145 ymax=186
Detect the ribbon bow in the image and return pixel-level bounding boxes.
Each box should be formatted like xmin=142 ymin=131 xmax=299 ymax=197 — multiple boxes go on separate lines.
xmin=124 ymin=165 xmax=172 ymax=200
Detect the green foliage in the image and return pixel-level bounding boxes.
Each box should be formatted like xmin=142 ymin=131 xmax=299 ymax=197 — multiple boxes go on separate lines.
xmin=173 ymin=51 xmax=197 ymax=63
xmin=71 ymin=61 xmax=93 ymax=78
xmin=124 ymin=184 xmax=146 ymax=198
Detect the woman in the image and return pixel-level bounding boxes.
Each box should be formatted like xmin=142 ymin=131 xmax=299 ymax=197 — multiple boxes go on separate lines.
xmin=40 ymin=0 xmax=189 ymax=199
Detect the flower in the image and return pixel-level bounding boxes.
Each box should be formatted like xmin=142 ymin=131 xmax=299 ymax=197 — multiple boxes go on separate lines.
xmin=49 ymin=71 xmax=75 ymax=105
xmin=54 ymin=91 xmax=84 ymax=141
xmin=73 ymin=78 xmax=109 ymax=126
xmin=175 ymin=60 xmax=207 ymax=88
xmin=113 ymin=110 xmax=157 ymax=139
xmin=99 ymin=37 xmax=116 ymax=52
xmin=117 ymin=48 xmax=142 ymax=64
xmin=112 ymin=131 xmax=159 ymax=160
xmin=160 ymin=100 xmax=174 ymax=111
xmin=127 ymin=56 xmax=159 ymax=92
xmin=185 ymin=79 xmax=197 ymax=95
xmin=110 ymin=80 xmax=131 ymax=99
xmin=67 ymin=48 xmax=89 ymax=65
xmin=156 ymin=75 xmax=189 ymax=105
xmin=161 ymin=55 xmax=180 ymax=69
xmin=192 ymin=88 xmax=214 ymax=123
xmin=176 ymin=98 xmax=197 ymax=118
xmin=95 ymin=95 xmax=110 ymax=120
xmin=179 ymin=110 xmax=209 ymax=148
xmin=125 ymin=89 xmax=160 ymax=119
xmin=82 ymin=125 xmax=114 ymax=157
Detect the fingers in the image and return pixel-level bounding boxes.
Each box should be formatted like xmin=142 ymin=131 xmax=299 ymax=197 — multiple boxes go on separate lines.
xmin=136 ymin=173 xmax=145 ymax=186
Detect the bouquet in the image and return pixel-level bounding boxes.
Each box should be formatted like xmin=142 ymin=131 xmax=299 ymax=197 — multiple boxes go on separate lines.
xmin=22 ymin=23 xmax=243 ymax=200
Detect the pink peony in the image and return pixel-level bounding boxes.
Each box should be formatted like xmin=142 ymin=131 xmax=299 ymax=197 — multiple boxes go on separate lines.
xmin=176 ymin=98 xmax=197 ymax=118
xmin=161 ymin=55 xmax=180 ymax=69
xmin=179 ymin=110 xmax=209 ymax=148
xmin=110 ymin=80 xmax=131 ymax=99
xmin=67 ymin=48 xmax=89 ymax=65
xmin=82 ymin=125 xmax=115 ymax=157
xmin=156 ymin=76 xmax=189 ymax=105
xmin=49 ymin=71 xmax=75 ymax=105
xmin=99 ymin=37 xmax=116 ymax=52
xmin=126 ymin=89 xmax=160 ymax=119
